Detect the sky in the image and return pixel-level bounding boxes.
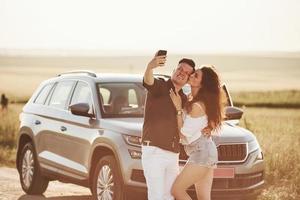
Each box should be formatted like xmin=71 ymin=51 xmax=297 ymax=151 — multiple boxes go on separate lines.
xmin=0 ymin=0 xmax=300 ymax=55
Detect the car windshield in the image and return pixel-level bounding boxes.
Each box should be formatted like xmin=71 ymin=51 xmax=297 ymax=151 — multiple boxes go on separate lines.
xmin=98 ymin=82 xmax=146 ymax=118
xmin=97 ymin=82 xmax=232 ymax=118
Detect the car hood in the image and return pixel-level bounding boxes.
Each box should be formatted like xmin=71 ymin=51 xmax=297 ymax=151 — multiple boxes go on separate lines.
xmin=212 ymin=122 xmax=256 ymax=145
xmin=100 ymin=118 xmax=144 ymax=136
xmin=100 ymin=118 xmax=256 ymax=143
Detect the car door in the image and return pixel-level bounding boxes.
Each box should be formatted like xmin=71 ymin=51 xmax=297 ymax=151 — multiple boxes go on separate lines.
xmin=36 ymin=80 xmax=77 ymax=174
xmin=51 ymin=80 xmax=98 ymax=178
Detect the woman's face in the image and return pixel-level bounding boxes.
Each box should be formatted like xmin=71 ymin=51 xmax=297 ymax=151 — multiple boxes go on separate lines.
xmin=188 ymin=69 xmax=202 ymax=88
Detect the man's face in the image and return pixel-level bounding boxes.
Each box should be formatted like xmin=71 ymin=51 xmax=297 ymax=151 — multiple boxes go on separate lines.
xmin=171 ymin=63 xmax=194 ymax=87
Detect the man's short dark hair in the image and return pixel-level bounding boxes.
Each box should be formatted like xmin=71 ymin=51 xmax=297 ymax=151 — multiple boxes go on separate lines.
xmin=178 ymin=58 xmax=195 ymax=72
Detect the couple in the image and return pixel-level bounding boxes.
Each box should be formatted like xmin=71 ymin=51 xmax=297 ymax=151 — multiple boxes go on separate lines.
xmin=141 ymin=51 xmax=223 ymax=200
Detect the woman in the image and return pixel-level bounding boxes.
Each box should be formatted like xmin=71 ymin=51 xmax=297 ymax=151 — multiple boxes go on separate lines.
xmin=169 ymin=66 xmax=224 ymax=200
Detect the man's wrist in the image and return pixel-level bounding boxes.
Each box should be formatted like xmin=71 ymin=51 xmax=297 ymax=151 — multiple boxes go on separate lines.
xmin=147 ymin=62 xmax=157 ymax=70
xmin=146 ymin=65 xmax=153 ymax=71
xmin=176 ymin=109 xmax=183 ymax=116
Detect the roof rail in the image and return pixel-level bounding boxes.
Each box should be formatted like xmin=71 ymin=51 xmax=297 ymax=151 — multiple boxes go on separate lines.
xmin=58 ymin=70 xmax=97 ymax=77
xmin=153 ymin=74 xmax=170 ymax=79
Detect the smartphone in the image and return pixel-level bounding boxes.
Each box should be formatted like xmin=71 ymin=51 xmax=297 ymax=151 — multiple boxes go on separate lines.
xmin=157 ymin=50 xmax=167 ymax=56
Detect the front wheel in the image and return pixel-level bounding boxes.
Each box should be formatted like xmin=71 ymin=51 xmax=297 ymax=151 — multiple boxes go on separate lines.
xmin=92 ymin=155 xmax=125 ymax=200
xmin=18 ymin=142 xmax=49 ymax=195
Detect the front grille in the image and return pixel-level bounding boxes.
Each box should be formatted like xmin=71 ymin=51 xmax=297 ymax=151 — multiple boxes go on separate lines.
xmin=179 ymin=143 xmax=248 ymax=163
xmin=217 ymin=143 xmax=247 ymax=162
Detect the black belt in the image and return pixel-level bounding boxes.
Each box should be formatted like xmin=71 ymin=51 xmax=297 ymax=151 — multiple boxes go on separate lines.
xmin=141 ymin=140 xmax=151 ymax=146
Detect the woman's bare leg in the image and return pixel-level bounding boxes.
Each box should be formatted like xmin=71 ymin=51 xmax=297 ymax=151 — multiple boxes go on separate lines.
xmin=194 ymin=167 xmax=214 ymax=200
xmin=171 ymin=164 xmax=212 ymax=200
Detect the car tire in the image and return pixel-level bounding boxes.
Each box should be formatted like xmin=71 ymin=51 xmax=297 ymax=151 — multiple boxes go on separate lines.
xmin=19 ymin=142 xmax=49 ymax=195
xmin=92 ymin=155 xmax=125 ymax=200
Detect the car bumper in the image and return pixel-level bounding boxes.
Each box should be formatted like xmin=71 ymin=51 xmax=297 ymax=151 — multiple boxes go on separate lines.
xmin=120 ymin=146 xmax=265 ymax=199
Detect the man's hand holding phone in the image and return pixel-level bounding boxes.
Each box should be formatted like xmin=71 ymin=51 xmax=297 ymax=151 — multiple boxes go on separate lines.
xmin=147 ymin=50 xmax=168 ymax=70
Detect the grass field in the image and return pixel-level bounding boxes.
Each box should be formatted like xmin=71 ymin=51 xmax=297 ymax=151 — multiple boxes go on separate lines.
xmin=0 ymin=102 xmax=299 ymax=199
xmin=239 ymin=107 xmax=300 ymax=200
xmin=0 ymin=104 xmax=21 ymax=166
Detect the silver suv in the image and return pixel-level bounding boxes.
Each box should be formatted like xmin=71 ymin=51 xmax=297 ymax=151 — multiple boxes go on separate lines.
xmin=16 ymin=71 xmax=264 ymax=200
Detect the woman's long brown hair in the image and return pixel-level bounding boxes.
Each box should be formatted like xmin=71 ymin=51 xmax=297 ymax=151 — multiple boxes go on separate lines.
xmin=185 ymin=66 xmax=224 ymax=132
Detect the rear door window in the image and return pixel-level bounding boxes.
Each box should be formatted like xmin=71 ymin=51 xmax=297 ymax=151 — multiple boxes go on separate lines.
xmin=48 ymin=81 xmax=75 ymax=110
xmin=34 ymin=83 xmax=54 ymax=105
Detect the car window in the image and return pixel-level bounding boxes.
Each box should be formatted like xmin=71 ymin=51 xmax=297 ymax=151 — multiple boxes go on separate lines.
xmin=70 ymin=81 xmax=94 ymax=114
xmin=48 ymin=81 xmax=74 ymax=110
xmin=98 ymin=83 xmax=145 ymax=117
xmin=34 ymin=83 xmax=54 ymax=105
xmin=128 ymin=89 xmax=138 ymax=108
xmin=99 ymin=88 xmax=111 ymax=104
xmin=221 ymin=85 xmax=232 ymax=106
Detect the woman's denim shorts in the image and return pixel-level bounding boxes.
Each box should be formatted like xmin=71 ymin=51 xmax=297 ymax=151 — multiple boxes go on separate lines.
xmin=184 ymin=136 xmax=218 ymax=168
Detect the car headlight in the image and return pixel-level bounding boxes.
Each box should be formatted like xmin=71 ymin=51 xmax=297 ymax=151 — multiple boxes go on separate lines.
xmin=257 ymin=149 xmax=264 ymax=160
xmin=248 ymin=139 xmax=260 ymax=153
xmin=122 ymin=134 xmax=142 ymax=147
xmin=248 ymin=139 xmax=264 ymax=160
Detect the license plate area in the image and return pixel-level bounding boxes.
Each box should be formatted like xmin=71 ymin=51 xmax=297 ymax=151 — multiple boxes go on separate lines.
xmin=213 ymin=167 xmax=235 ymax=178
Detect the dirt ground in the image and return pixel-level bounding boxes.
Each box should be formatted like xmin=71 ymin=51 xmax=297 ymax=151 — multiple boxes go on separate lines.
xmin=0 ymin=167 xmax=92 ymax=200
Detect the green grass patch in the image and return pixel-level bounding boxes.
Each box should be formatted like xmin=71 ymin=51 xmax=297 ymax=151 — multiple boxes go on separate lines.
xmin=232 ymin=90 xmax=300 ymax=108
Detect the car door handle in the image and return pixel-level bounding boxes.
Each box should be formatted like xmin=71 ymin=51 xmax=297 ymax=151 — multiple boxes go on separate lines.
xmin=34 ymin=120 xmax=41 ymax=125
xmin=60 ymin=126 xmax=67 ymax=132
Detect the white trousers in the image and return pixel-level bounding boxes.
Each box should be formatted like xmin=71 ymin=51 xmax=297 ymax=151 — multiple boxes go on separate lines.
xmin=141 ymin=145 xmax=180 ymax=200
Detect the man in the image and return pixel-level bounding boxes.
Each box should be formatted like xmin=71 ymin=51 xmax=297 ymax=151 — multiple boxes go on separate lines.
xmin=141 ymin=51 xmax=195 ymax=200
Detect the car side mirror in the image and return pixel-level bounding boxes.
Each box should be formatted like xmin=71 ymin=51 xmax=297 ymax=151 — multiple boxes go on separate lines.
xmin=225 ymin=106 xmax=243 ymax=120
xmin=69 ymin=103 xmax=94 ymax=118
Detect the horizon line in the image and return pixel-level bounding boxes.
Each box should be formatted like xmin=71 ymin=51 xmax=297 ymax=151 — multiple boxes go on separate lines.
xmin=1 ymin=48 xmax=300 ymax=58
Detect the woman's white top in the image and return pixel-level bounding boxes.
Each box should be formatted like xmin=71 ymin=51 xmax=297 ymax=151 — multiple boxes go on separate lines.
xmin=180 ymin=103 xmax=208 ymax=145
